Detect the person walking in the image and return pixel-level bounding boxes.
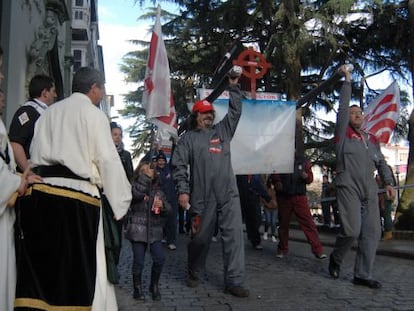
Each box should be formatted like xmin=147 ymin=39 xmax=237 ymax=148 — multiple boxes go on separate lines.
xmin=328 ymin=65 xmax=395 ymax=289
xmin=172 ymin=67 xmax=249 ymax=297
xmin=125 ymin=162 xmax=171 ymax=301
xmin=110 ymin=122 xmax=134 ymax=266
xmin=262 ymin=176 xmax=278 ymax=243
xmin=321 ymin=175 xmax=333 ymax=227
xmin=111 ymin=122 xmax=134 ymax=182
xmin=237 ymin=174 xmax=272 ymax=250
xmin=14 ymin=67 xmax=132 ymax=310
xmin=272 ymin=153 xmax=327 ymax=259
xmin=155 ymin=151 xmax=179 ymax=250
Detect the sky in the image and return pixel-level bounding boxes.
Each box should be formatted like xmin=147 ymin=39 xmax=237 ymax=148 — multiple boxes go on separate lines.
xmin=98 ymin=0 xmax=151 ymax=125
xmin=98 ymin=0 xmax=179 ymax=151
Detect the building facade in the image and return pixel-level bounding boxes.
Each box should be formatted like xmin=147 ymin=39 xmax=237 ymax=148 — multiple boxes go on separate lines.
xmin=0 ymin=0 xmax=110 ymax=128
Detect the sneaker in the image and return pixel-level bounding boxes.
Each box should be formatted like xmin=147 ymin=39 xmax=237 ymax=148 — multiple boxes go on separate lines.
xmin=211 ymin=236 xmax=218 ymax=242
xmin=224 ymin=286 xmax=250 ymax=298
xmin=276 ymin=251 xmax=285 ymax=259
xmin=167 ymin=244 xmax=177 ymax=250
xmin=315 ymin=253 xmax=327 ymax=259
xmin=271 ymin=236 xmax=277 ymax=243
xmin=263 ymin=232 xmax=268 ymax=240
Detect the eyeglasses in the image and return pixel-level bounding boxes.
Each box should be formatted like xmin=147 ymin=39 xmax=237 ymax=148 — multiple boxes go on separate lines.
xmin=349 ymin=111 xmax=363 ymax=116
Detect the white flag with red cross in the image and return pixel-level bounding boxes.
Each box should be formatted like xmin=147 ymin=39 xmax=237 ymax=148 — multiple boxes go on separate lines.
xmin=142 ymin=5 xmax=171 ymax=119
xmin=362 ymin=81 xmax=400 ymax=144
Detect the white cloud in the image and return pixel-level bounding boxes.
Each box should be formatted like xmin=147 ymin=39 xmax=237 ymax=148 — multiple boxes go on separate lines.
xmin=99 ymin=22 xmax=151 ymax=150
xmin=99 ymin=22 xmax=149 ymax=108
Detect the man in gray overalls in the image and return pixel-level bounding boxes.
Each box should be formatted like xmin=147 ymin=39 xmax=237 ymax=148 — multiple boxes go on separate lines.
xmin=329 ymin=65 xmax=395 ymax=289
xmin=172 ymin=68 xmax=249 ymax=297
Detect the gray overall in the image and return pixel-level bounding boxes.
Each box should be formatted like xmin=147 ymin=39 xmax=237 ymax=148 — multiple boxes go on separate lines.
xmin=172 ymin=84 xmax=245 ymax=287
xmin=332 ymin=81 xmax=394 ymax=279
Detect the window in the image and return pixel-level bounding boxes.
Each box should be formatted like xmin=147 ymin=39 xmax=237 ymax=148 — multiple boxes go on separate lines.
xmin=73 ymin=50 xmax=82 ymax=72
xmin=75 ymin=0 xmax=84 ymax=6
xmin=74 ymin=11 xmax=83 ymax=20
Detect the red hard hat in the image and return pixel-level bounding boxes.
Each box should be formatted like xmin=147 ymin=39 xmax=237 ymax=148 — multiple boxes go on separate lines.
xmin=192 ymin=99 xmax=214 ymax=113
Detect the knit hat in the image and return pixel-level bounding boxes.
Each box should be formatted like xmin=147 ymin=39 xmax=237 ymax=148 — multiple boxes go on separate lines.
xmin=156 ymin=152 xmax=167 ymax=161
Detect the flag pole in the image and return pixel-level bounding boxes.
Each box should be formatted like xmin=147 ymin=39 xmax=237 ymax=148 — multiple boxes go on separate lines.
xmin=146 ymin=124 xmax=157 ymax=252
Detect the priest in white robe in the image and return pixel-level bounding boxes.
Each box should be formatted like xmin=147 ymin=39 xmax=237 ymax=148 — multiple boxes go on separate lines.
xmin=0 ymin=92 xmax=27 ymax=310
xmin=14 ymin=67 xmax=132 ymax=311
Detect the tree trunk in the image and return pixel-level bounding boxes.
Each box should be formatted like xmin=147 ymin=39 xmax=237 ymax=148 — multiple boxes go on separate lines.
xmin=394 ymin=0 xmax=414 ymax=230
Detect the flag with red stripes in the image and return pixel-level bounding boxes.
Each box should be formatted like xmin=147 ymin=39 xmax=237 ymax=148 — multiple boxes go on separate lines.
xmin=142 ymin=5 xmax=171 ymax=119
xmin=362 ymin=81 xmax=400 ymax=143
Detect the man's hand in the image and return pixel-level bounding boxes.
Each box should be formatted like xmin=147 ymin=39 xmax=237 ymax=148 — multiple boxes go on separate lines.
xmin=27 ymin=171 xmax=43 ymax=183
xmin=338 ymin=64 xmax=351 ymax=82
xmin=228 ymin=65 xmax=242 ymax=85
xmin=385 ymin=185 xmax=396 ymax=200
xmin=178 ymin=193 xmax=190 ymax=210
xmin=16 ymin=175 xmax=28 ymax=196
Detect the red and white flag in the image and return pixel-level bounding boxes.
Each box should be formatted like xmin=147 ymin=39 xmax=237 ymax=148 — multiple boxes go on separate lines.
xmin=153 ymin=93 xmax=178 ymax=140
xmin=362 ymin=81 xmax=400 ymax=144
xmin=142 ymin=5 xmax=171 ymax=119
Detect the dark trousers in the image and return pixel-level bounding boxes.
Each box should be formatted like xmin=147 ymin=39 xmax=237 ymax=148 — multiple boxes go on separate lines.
xmin=277 ymin=194 xmax=324 ymax=255
xmin=165 ymin=201 xmax=178 ymax=244
xmin=131 ymin=241 xmax=165 ymax=275
xmin=321 ymin=202 xmax=332 ymax=225
xmin=242 ymin=201 xmax=262 ymax=246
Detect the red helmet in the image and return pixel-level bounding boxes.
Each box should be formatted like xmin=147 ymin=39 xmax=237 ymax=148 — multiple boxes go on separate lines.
xmin=192 ymin=99 xmax=214 ymax=113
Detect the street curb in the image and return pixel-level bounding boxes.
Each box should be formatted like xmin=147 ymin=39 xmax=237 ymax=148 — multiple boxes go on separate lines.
xmin=288 ymin=224 xmax=414 ymax=261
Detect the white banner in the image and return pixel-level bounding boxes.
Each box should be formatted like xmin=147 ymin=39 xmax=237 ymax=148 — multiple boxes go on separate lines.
xmin=196 ymin=89 xmax=296 ymax=174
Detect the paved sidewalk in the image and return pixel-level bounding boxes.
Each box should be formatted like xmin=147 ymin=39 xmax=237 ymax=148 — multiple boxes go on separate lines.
xmin=115 ymin=226 xmax=414 ymax=310
xmin=291 ymin=224 xmax=414 ymax=260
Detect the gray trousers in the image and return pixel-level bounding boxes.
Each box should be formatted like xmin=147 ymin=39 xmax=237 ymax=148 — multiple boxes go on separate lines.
xmin=331 ymin=185 xmax=381 ymax=279
xmin=188 ymin=197 xmax=245 ymax=287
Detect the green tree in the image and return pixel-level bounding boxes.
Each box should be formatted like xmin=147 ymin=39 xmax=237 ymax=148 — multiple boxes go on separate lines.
xmin=121 ymin=1 xmax=413 ymax=182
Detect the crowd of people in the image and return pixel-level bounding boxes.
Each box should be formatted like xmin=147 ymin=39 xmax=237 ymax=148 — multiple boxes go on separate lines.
xmin=0 ymin=45 xmax=397 ymax=311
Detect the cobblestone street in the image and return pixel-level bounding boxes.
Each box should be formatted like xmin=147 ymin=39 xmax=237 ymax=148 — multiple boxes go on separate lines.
xmin=115 ymin=229 xmax=414 ymax=311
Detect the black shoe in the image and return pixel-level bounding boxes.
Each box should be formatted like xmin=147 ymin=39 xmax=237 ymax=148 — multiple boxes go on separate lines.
xmin=353 ymin=277 xmax=382 ymax=289
xmin=224 ymin=286 xmax=250 ymax=298
xmin=186 ymin=270 xmax=199 ymax=288
xmin=149 ymin=270 xmax=162 ymax=301
xmin=132 ymin=274 xmax=145 ymax=301
xmin=329 ymin=254 xmax=340 ymax=279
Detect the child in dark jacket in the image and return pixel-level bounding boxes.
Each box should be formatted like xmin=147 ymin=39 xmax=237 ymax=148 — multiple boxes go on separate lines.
xmin=125 ymin=162 xmax=171 ymax=301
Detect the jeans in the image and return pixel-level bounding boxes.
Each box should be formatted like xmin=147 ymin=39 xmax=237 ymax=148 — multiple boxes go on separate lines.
xmin=264 ymin=208 xmax=278 ymax=236
xmin=131 ymin=240 xmax=165 ymax=274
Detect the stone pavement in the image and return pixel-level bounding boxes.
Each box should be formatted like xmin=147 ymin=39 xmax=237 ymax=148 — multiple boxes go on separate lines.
xmin=115 ymin=227 xmax=414 ymax=311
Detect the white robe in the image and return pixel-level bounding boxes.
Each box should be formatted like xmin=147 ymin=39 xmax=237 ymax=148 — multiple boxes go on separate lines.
xmin=30 ymin=92 xmax=132 ymax=310
xmin=0 ymin=119 xmax=20 ymax=311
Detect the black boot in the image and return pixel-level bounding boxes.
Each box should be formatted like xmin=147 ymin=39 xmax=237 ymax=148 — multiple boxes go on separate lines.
xmin=133 ymin=273 xmax=145 ymax=301
xmin=149 ymin=270 xmax=161 ymax=301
